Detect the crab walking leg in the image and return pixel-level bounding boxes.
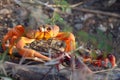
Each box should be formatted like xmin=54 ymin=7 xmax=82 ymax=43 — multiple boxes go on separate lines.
xmin=2 ymin=32 xmax=12 ymax=50
xmin=2 ymin=32 xmax=18 ymax=54
xmin=9 ymin=36 xmax=18 ymax=55
xmin=55 ymin=32 xmax=76 ymax=52
xmin=2 ymin=25 xmax=24 ymax=51
xmin=16 ymin=37 xmax=51 ymax=61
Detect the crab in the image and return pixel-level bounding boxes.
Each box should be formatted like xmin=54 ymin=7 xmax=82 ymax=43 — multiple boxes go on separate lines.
xmin=2 ymin=25 xmax=76 ymax=61
xmin=82 ymin=56 xmax=116 ymax=68
xmin=90 ymin=54 xmax=117 ymax=68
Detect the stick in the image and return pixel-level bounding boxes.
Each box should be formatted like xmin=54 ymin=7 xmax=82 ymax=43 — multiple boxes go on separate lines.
xmin=73 ymin=7 xmax=120 ymax=18
xmin=93 ymin=67 xmax=118 ymax=74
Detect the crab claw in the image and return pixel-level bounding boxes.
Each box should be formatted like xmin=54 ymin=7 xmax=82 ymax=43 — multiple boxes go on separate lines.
xmin=2 ymin=25 xmax=25 ymax=54
xmin=16 ymin=37 xmax=51 ymax=61
xmin=92 ymin=54 xmax=117 ymax=68
xmin=107 ymin=54 xmax=117 ymax=67
xmin=93 ymin=60 xmax=102 ymax=67
xmin=55 ymin=32 xmax=76 ymax=52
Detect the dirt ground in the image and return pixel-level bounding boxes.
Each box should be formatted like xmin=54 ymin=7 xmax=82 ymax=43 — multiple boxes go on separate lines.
xmin=0 ymin=0 xmax=120 ymax=80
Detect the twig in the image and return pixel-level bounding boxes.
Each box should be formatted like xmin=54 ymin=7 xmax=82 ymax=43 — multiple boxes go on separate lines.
xmin=45 ymin=46 xmax=92 ymax=72
xmin=48 ymin=2 xmax=83 ymax=8
xmin=72 ymin=7 xmax=120 ymax=18
xmin=15 ymin=0 xmax=83 ymax=8
xmin=93 ymin=67 xmax=117 ymax=74
xmin=13 ymin=0 xmax=63 ymax=14
xmin=14 ymin=0 xmax=120 ymax=18
xmin=0 ymin=61 xmax=8 ymax=76
xmin=24 ymin=57 xmax=45 ymax=62
xmin=40 ymin=66 xmax=54 ymax=80
xmin=13 ymin=0 xmax=82 ymax=15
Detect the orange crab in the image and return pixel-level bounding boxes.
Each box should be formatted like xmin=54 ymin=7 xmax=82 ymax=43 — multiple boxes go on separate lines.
xmin=2 ymin=25 xmax=76 ymax=61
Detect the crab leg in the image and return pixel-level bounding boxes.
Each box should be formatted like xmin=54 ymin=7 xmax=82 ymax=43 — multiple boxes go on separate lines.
xmin=2 ymin=30 xmax=13 ymax=51
xmin=9 ymin=36 xmax=18 ymax=55
xmin=2 ymin=25 xmax=24 ymax=52
xmin=16 ymin=37 xmax=51 ymax=61
xmin=55 ymin=32 xmax=76 ymax=52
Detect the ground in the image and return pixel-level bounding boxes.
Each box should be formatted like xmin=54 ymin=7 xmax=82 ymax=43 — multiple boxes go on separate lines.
xmin=0 ymin=0 xmax=120 ymax=80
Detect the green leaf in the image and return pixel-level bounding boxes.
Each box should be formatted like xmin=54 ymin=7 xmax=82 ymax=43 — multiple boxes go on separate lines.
xmin=90 ymin=51 xmax=97 ymax=59
xmin=77 ymin=30 xmax=113 ymax=53
xmin=89 ymin=34 xmax=97 ymax=45
xmin=98 ymin=41 xmax=105 ymax=50
xmin=0 ymin=49 xmax=9 ymax=62
xmin=63 ymin=26 xmax=73 ymax=32
xmin=77 ymin=31 xmax=90 ymax=42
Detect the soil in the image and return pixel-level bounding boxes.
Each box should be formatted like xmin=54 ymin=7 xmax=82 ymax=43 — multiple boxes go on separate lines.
xmin=0 ymin=0 xmax=120 ymax=80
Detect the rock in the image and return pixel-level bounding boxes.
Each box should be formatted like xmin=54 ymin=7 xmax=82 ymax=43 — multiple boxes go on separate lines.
xmin=74 ymin=23 xmax=83 ymax=30
xmin=0 ymin=8 xmax=12 ymax=15
xmin=82 ymin=14 xmax=94 ymax=21
xmin=98 ymin=24 xmax=107 ymax=32
xmin=118 ymin=27 xmax=120 ymax=31
xmin=3 ymin=61 xmax=68 ymax=80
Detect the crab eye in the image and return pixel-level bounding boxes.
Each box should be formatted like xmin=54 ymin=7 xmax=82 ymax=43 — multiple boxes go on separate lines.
xmin=47 ymin=27 xmax=52 ymax=31
xmin=38 ymin=27 xmax=44 ymax=32
xmin=38 ymin=27 xmax=41 ymax=31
